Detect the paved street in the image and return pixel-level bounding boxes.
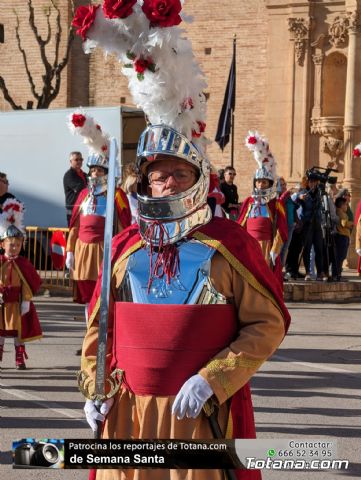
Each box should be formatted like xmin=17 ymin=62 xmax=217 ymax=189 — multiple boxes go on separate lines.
xmin=1 ymin=296 xmax=360 ymax=479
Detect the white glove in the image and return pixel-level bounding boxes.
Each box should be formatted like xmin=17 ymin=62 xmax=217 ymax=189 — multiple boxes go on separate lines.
xmin=172 ymin=374 xmax=213 ymax=420
xmin=65 ymin=251 xmax=74 ymax=270
xmin=356 ymin=249 xmax=361 ymax=256
xmin=270 ymin=251 xmax=278 ymax=266
xmin=21 ymin=301 xmax=30 ymax=316
xmin=84 ymin=398 xmax=114 ymax=432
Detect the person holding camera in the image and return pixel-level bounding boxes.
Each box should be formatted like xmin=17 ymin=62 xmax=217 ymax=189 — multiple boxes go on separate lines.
xmin=296 ymin=177 xmax=327 ymax=281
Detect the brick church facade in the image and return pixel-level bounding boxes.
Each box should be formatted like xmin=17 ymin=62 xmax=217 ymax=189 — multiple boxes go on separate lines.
xmin=1 ymin=0 xmax=361 ymax=262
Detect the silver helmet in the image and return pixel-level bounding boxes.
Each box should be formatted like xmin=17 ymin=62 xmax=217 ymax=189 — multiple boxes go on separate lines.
xmin=253 ymin=167 xmax=276 ymax=200
xmin=136 ymin=125 xmax=212 ymax=245
xmin=86 ymin=153 xmax=109 ymax=170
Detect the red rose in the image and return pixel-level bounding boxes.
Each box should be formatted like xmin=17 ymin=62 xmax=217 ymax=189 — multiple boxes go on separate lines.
xmin=103 ymin=0 xmax=137 ymax=19
xmin=353 ymin=148 xmax=361 ymax=157
xmin=96 ymin=124 xmax=102 ymax=131
xmin=4 ymin=202 xmax=20 ymax=212
xmin=181 ymin=97 xmax=194 ymax=110
xmin=71 ymin=113 xmax=86 ymax=128
xmin=101 ymin=145 xmax=108 ymax=152
xmin=248 ymin=136 xmax=257 ymax=145
xmin=7 ymin=214 xmax=15 ymax=224
xmin=192 ymin=121 xmax=206 ymax=138
xmin=72 ymin=5 xmax=99 ymax=41
xmin=134 ymin=58 xmax=149 ymax=74
xmin=142 ymin=0 xmax=182 ymax=28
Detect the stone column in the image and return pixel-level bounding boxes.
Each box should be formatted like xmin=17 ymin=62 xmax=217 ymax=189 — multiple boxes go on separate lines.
xmin=343 ymin=10 xmax=361 ymax=267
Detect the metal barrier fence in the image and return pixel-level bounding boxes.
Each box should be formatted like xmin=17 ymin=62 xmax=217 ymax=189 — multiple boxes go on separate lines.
xmin=25 ymin=226 xmax=71 ymax=293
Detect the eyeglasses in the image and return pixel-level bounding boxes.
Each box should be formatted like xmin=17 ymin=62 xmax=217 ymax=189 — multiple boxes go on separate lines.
xmin=226 ymin=172 xmax=236 ymax=176
xmin=148 ymin=169 xmax=196 ymax=185
xmin=0 ymin=179 xmax=9 ymax=185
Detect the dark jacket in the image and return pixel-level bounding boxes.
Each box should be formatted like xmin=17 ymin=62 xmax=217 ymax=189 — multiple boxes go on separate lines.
xmin=63 ymin=168 xmax=87 ymax=214
xmin=0 ymin=192 xmax=16 ymax=213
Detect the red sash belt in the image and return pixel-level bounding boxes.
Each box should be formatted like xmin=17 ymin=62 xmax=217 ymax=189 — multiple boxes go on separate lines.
xmin=0 ymin=286 xmax=21 ymax=303
xmin=79 ymin=215 xmax=105 ymax=243
xmin=112 ymin=302 xmax=237 ymax=396
xmin=247 ymin=216 xmax=273 ymax=241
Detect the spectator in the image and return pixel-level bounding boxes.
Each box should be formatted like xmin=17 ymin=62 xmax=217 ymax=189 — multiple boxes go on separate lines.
xmin=284 ymin=176 xmax=308 ymax=280
xmin=295 ymin=176 xmax=327 ymax=281
xmin=354 ymin=199 xmax=361 ymax=276
xmin=122 ymin=171 xmax=138 ymax=224
xmin=220 ymin=166 xmax=240 ymax=219
xmin=333 ymin=197 xmax=353 ymax=281
xmin=336 ymin=188 xmax=354 ymax=230
xmin=0 ymin=172 xmax=16 ymax=213
xmin=63 ymin=151 xmax=87 ymax=226
xmin=279 ymin=177 xmax=298 ymax=267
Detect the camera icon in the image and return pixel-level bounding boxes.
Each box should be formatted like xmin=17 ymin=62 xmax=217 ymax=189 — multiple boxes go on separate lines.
xmin=14 ymin=441 xmax=60 ymax=467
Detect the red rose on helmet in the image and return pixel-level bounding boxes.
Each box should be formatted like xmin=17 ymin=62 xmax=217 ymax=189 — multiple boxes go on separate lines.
xmin=103 ymin=0 xmax=137 ymax=19
xmin=72 ymin=5 xmax=99 ymax=41
xmin=353 ymin=147 xmax=361 ymax=157
xmin=142 ymin=0 xmax=182 ymax=28
xmin=134 ymin=58 xmax=150 ymax=74
xmin=71 ymin=113 xmax=86 ymax=128
xmin=248 ymin=136 xmax=257 ymax=145
xmin=192 ymin=121 xmax=206 ymax=138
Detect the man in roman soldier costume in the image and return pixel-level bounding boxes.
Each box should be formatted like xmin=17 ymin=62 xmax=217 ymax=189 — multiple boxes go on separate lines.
xmin=72 ymin=1 xmax=291 ymax=479
xmin=0 ymin=199 xmax=42 ymax=369
xmin=66 ymin=112 xmax=131 ymax=318
xmin=237 ymin=132 xmax=287 ymax=286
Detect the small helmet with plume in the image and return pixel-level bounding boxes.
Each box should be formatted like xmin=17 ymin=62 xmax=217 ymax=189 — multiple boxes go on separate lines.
xmin=0 ymin=199 xmax=25 ymax=240
xmin=68 ymin=111 xmax=111 ymax=171
xmin=245 ymin=131 xmax=277 ymax=199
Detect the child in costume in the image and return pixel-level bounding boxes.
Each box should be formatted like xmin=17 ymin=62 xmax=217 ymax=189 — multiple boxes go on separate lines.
xmin=0 ymin=199 xmax=42 ymax=369
xmin=238 ymin=132 xmax=288 ymax=286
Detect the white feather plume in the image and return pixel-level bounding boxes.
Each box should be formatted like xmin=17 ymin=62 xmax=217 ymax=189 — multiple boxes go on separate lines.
xmin=0 ymin=199 xmax=25 ymax=238
xmin=74 ymin=0 xmax=207 ymax=148
xmin=245 ymin=130 xmax=277 ymax=179
xmin=68 ymin=110 xmax=111 ymax=157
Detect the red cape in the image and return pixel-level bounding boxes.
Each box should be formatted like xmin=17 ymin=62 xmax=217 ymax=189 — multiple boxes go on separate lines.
xmin=238 ymin=196 xmax=288 ymax=243
xmin=70 ymin=187 xmax=131 ymax=230
xmin=88 ymin=218 xmax=290 ymax=480
xmin=12 ymin=256 xmax=42 ymax=294
xmin=0 ymin=255 xmax=42 ymax=341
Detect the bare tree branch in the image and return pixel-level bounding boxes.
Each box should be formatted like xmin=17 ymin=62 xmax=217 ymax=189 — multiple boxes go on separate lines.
xmin=0 ymin=75 xmax=23 ymax=109
xmin=15 ymin=14 xmax=40 ymax=101
xmin=0 ymin=0 xmax=75 ymax=110
xmin=51 ymin=0 xmax=61 ymax=69
xmin=28 ymin=0 xmax=52 ymax=76
xmin=44 ymin=6 xmax=52 ymax=45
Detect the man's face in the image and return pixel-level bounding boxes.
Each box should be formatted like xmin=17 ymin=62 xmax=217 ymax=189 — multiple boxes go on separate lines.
xmin=224 ymin=169 xmax=236 ymax=184
xmin=89 ymin=166 xmax=106 ymax=178
xmin=147 ymin=157 xmax=198 ymax=198
xmin=308 ymin=179 xmax=319 ymax=190
xmin=2 ymin=237 xmax=23 ymax=257
xmin=256 ymin=179 xmax=271 ymax=190
xmin=70 ymin=154 xmax=83 ymax=171
xmin=0 ymin=176 xmax=9 ymax=196
xmin=279 ymin=179 xmax=287 ymax=193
